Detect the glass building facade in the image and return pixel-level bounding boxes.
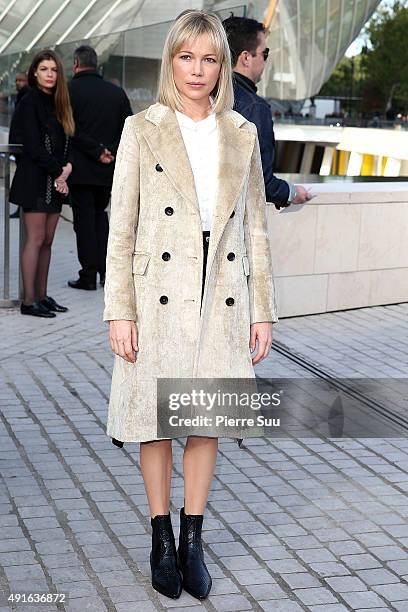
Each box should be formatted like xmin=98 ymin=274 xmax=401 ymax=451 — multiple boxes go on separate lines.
xmin=0 ymin=0 xmax=381 ymax=127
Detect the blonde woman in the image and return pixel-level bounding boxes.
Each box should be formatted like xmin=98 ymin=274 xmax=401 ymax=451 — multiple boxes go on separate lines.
xmin=104 ymin=9 xmax=277 ymax=600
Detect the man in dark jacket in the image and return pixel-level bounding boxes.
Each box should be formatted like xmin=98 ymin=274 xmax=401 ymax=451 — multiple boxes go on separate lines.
xmin=9 ymin=72 xmax=29 ymax=218
xmin=223 ymin=16 xmax=310 ymax=209
xmin=68 ymin=45 xmax=132 ymax=290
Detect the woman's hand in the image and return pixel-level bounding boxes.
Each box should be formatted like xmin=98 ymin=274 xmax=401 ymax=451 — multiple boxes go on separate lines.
xmin=54 ymin=178 xmax=69 ymax=195
xmin=61 ymin=162 xmax=72 ymax=180
xmin=250 ymin=322 xmax=273 ymax=365
xmin=109 ymin=320 xmax=138 ymax=363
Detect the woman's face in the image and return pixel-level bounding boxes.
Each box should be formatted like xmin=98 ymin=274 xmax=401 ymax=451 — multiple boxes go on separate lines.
xmin=172 ymin=34 xmax=221 ymax=105
xmin=34 ymin=59 xmax=58 ymax=92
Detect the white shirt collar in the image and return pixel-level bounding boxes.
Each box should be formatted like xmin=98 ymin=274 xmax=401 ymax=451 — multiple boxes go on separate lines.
xmin=175 ymin=109 xmax=217 ymax=133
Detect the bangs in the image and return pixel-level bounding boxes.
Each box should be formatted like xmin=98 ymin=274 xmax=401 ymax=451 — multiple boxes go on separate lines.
xmin=158 ymin=9 xmax=234 ymax=114
xmin=174 ymin=27 xmax=223 ymax=61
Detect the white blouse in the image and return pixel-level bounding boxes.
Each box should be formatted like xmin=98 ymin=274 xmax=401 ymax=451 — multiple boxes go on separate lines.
xmin=175 ymin=109 xmax=219 ymax=232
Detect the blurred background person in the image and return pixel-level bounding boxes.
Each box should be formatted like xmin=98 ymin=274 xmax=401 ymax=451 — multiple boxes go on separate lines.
xmin=14 ymin=72 xmax=29 ymax=105
xmin=9 ymin=72 xmax=29 ymax=219
xmin=67 ymin=45 xmax=132 ymax=291
xmin=9 ymin=50 xmax=74 ymax=318
xmin=223 ymin=16 xmax=311 ymax=209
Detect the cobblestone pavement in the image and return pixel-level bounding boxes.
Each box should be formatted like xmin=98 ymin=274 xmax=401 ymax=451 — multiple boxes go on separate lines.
xmin=1 ymin=213 xmax=408 ymax=611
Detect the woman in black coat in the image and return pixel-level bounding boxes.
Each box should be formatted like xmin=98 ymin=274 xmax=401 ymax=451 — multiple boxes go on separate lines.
xmin=10 ymin=50 xmax=75 ymax=317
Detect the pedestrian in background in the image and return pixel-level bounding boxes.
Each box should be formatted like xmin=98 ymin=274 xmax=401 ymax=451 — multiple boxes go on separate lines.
xmin=10 ymin=50 xmax=73 ymax=318
xmin=104 ymin=9 xmax=277 ymax=601
xmin=9 ymin=71 xmax=29 ymax=219
xmin=67 ymin=45 xmax=132 ymax=291
xmin=223 ymin=16 xmax=311 ymax=208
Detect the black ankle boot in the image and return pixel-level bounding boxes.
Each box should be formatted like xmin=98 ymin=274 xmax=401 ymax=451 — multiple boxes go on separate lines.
xmin=177 ymin=506 xmax=212 ymax=600
xmin=150 ymin=513 xmax=182 ymax=599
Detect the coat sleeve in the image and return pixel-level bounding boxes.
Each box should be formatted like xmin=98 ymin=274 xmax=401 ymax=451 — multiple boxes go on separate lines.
xmin=109 ymin=91 xmax=133 ymax=157
xmin=243 ymin=101 xmax=290 ymax=209
xmin=244 ymin=126 xmax=279 ymax=324
xmin=20 ymin=99 xmax=63 ymax=178
xmin=103 ymin=116 xmax=139 ymax=322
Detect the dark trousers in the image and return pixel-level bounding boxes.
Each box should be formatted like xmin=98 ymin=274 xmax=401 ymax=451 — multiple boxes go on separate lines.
xmin=70 ymin=184 xmax=111 ymax=282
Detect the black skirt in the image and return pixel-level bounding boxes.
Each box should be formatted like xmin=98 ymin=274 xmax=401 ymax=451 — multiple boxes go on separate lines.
xmin=201 ymin=230 xmax=210 ymax=307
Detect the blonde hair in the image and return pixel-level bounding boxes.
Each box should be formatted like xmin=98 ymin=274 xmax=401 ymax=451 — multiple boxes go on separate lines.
xmin=158 ymin=9 xmax=234 ymax=114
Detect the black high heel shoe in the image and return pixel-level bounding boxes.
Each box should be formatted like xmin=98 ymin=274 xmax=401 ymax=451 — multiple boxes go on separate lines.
xmin=177 ymin=506 xmax=212 ymax=600
xmin=40 ymin=296 xmax=68 ymax=312
xmin=150 ymin=513 xmax=182 ymax=599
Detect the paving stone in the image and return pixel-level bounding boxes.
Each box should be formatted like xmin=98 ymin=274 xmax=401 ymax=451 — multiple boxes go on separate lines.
xmin=246 ymin=583 xmax=290 ymax=600
xmin=372 ymin=583 xmax=408 ymax=601
xmin=231 ymin=569 xmax=275 ymax=586
xmin=114 ymin=603 xmax=158 ymax=612
xmin=387 ymin=560 xmax=408 ymax=574
xmin=65 ymin=596 xmax=107 ymax=611
xmin=209 ymin=541 xmax=249 ymax=557
xmin=308 ymin=606 xmax=348 ymax=612
xmin=210 ymin=577 xmax=240 ymax=595
xmin=4 ymin=564 xmax=45 ymax=581
xmin=356 ymin=568 xmax=401 ymax=585
xmin=369 ymin=546 xmax=407 ymax=561
xmin=58 ymin=581 xmax=99 ymax=598
xmin=266 ymin=559 xmax=306 ymax=574
xmin=106 ymin=585 xmax=149 ymax=603
xmin=258 ymin=600 xmax=304 ymax=611
xmin=209 ymin=594 xmax=252 ymax=611
xmin=293 ymin=587 xmax=339 ymax=605
xmin=325 ymin=575 xmax=369 ymax=592
xmin=281 ymin=572 xmax=322 ymax=589
xmin=340 ymin=590 xmax=389 ymax=608
xmin=340 ymin=553 xmax=382 ymax=570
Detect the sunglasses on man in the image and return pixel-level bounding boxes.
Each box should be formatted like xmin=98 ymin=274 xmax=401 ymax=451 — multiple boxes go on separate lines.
xmin=251 ymin=47 xmax=269 ymax=61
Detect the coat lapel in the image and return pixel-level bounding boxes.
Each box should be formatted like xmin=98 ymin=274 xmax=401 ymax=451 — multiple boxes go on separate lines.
xmin=143 ymin=104 xmax=199 ymax=211
xmin=143 ymin=103 xmax=256 ymax=265
xmin=210 ymin=110 xmax=255 ymax=249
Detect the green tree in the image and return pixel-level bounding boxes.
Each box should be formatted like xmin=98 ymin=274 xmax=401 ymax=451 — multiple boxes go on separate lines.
xmin=319 ymin=1 xmax=408 ymax=116
xmin=361 ymin=0 xmax=408 ymax=114
xmin=319 ymin=55 xmax=364 ymax=115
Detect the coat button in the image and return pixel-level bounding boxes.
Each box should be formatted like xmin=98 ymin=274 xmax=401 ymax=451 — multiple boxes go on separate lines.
xmin=165 ymin=207 xmax=174 ymax=216
xmin=225 ymin=297 xmax=235 ymax=306
xmin=162 ymin=252 xmax=171 ymax=261
xmin=227 ymin=252 xmax=235 ymax=261
xmin=160 ymin=295 xmax=168 ymax=304
xmin=155 ymin=163 xmax=163 ymax=172
xmin=230 ymin=210 xmax=235 ymax=218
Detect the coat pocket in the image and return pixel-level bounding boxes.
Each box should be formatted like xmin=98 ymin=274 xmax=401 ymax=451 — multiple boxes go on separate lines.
xmin=132 ymin=252 xmax=151 ymax=275
xmin=242 ymin=255 xmax=250 ymax=277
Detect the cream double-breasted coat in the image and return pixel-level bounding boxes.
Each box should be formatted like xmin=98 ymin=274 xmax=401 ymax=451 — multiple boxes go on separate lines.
xmin=103 ymin=102 xmax=278 ymax=443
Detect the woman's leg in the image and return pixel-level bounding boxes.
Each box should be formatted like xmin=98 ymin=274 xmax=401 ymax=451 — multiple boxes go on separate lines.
xmin=183 ymin=436 xmax=218 ymax=514
xmin=177 ymin=436 xmax=216 ymax=600
xmin=36 ymin=213 xmax=60 ymax=300
xmin=140 ymin=439 xmax=173 ymax=518
xmin=21 ymin=212 xmax=47 ymax=304
xmin=143 ymin=439 xmax=182 ymax=598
